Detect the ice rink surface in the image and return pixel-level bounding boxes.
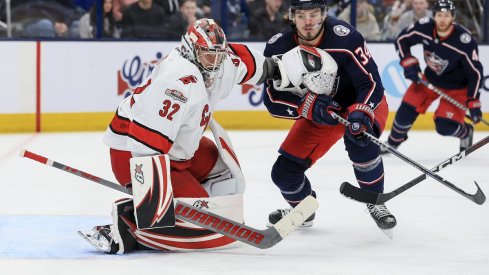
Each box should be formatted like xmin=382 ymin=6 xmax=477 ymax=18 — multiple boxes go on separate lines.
xmin=0 ymin=130 xmax=488 ymax=275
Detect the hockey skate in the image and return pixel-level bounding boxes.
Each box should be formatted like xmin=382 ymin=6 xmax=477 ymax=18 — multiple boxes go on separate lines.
xmin=459 ymin=123 xmax=474 ymax=152
xmin=78 ymin=225 xmax=119 ymax=254
xmin=367 ymin=203 xmax=397 ymax=239
xmin=267 ymin=209 xmax=316 ymax=228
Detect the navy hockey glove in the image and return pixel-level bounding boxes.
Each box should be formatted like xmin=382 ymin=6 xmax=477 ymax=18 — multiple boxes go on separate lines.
xmin=467 ymin=98 xmax=482 ymax=124
xmin=297 ymin=92 xmax=341 ymax=125
xmin=400 ymin=56 xmax=421 ymax=83
xmin=345 ymin=104 xmax=375 ymax=147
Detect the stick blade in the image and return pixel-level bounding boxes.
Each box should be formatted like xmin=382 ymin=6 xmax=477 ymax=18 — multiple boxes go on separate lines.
xmin=340 ymin=182 xmax=380 ymax=204
xmin=273 ymin=195 xmax=319 ymax=239
xmin=472 ymin=181 xmax=486 ymax=205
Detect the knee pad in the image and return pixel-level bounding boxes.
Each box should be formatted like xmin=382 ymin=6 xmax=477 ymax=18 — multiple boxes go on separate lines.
xmin=271 ymin=155 xmax=309 ymax=189
xmin=434 ymin=117 xmax=461 ymax=136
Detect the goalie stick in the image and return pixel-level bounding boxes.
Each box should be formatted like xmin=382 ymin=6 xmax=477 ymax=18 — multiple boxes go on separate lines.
xmin=20 ymin=149 xmax=318 ymax=249
xmin=330 ymin=112 xmax=486 ymax=205
xmin=340 ymin=135 xmax=489 ymax=204
xmin=418 ymin=78 xmax=489 ymax=126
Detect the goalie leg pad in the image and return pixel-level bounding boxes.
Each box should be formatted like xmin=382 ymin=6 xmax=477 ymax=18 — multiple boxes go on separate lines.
xmin=130 ymin=155 xmax=176 ymax=229
xmin=111 ymin=198 xmax=138 ymax=254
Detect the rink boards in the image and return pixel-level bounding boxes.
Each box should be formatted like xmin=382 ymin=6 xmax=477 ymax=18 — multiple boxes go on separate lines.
xmin=1 ymin=40 xmax=488 ymax=132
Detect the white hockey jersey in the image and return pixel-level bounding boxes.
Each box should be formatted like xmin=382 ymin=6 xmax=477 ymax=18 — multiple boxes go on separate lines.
xmin=104 ymin=43 xmax=266 ymax=161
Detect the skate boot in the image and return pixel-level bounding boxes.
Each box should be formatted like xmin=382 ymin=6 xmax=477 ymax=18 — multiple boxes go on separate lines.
xmin=267 ymin=209 xmax=315 ymax=228
xmin=459 ymin=123 xmax=474 ymax=152
xmin=367 ymin=203 xmax=397 ymax=239
xmin=367 ymin=203 xmax=396 ymax=229
xmin=78 ymin=225 xmax=119 ymax=254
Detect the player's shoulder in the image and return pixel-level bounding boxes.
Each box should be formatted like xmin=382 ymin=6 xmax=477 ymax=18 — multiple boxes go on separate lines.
xmin=264 ymin=28 xmax=296 ymax=56
xmin=324 ymin=18 xmax=364 ymax=49
xmin=410 ymin=16 xmax=434 ymax=32
xmin=451 ymin=23 xmax=477 ymax=47
xmin=151 ymin=49 xmax=204 ymax=98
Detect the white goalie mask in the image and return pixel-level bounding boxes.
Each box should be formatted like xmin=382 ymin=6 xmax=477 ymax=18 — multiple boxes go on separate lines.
xmin=180 ymin=18 xmax=228 ymax=88
xmin=277 ymin=45 xmax=339 ymax=96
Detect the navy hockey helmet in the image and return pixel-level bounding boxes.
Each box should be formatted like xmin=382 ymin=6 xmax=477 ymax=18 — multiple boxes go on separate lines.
xmin=289 ymin=0 xmax=328 ymax=21
xmin=433 ymin=0 xmax=455 ymax=15
xmin=289 ymin=0 xmax=327 ymax=10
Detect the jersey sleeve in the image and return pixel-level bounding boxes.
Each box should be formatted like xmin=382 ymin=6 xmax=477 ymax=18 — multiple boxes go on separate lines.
xmin=127 ymin=76 xmax=190 ymax=156
xmin=228 ymin=43 xmax=267 ymax=85
xmin=261 ymin=42 xmax=301 ymax=119
xmin=460 ymin=39 xmax=484 ymax=99
xmin=395 ymin=19 xmax=429 ymax=59
xmin=334 ymin=31 xmax=384 ymax=107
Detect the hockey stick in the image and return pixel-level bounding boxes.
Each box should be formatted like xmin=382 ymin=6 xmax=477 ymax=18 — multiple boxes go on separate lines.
xmin=20 ymin=149 xmax=318 ymax=249
xmin=330 ymin=112 xmax=486 ymax=205
xmin=418 ymin=78 xmax=489 ymax=126
xmin=340 ymin=135 xmax=489 ymax=204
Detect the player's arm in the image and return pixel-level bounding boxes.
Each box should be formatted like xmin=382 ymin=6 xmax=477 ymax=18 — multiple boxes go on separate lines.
xmin=395 ymin=19 xmax=430 ymax=82
xmin=127 ymin=77 xmax=189 ymax=156
xmin=340 ymin=33 xmax=384 ymax=108
xmin=461 ymin=39 xmax=484 ymax=123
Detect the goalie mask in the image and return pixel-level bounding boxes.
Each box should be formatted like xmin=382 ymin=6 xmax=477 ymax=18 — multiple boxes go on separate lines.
xmin=181 ymin=19 xmax=227 ymax=88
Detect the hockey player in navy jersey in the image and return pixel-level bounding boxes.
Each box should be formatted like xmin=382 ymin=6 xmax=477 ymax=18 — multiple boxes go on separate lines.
xmin=383 ymin=0 xmax=483 ymax=153
xmin=263 ymin=0 xmax=397 ymax=233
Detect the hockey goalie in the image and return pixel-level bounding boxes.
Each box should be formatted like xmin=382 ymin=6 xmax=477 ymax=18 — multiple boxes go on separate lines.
xmin=78 ymin=18 xmax=291 ymax=254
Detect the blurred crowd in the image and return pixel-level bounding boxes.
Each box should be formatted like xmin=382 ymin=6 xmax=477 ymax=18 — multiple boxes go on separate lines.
xmin=0 ymin=0 xmax=481 ymax=41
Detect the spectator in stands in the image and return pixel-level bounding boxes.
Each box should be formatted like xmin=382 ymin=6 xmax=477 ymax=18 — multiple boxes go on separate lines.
xmin=166 ymin=0 xmax=199 ymax=39
xmin=121 ymin=0 xmax=167 ymax=38
xmin=10 ymin=0 xmax=81 ymax=38
xmin=113 ymin=0 xmax=137 ymax=22
xmin=396 ymin=0 xmax=430 ymax=33
xmin=74 ymin=0 xmax=97 ymax=12
xmin=79 ymin=0 xmax=119 ymax=38
xmin=155 ymin=0 xmax=179 ymax=16
xmin=248 ymin=0 xmax=288 ymax=40
xmin=196 ymin=0 xmax=211 ymax=18
xmin=338 ymin=0 xmax=381 ymax=40
xmin=212 ymin=0 xmax=250 ymax=39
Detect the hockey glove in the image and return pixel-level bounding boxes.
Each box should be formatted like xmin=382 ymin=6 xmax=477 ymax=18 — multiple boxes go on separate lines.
xmin=345 ymin=104 xmax=375 ymax=147
xmin=400 ymin=56 xmax=421 ymax=83
xmin=297 ymin=91 xmax=341 ymax=125
xmin=466 ymin=98 xmax=482 ymax=124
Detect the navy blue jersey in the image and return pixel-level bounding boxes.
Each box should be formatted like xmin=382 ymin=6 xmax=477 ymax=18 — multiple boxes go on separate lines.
xmin=263 ymin=18 xmax=385 ymax=119
xmin=395 ymin=17 xmax=483 ymax=99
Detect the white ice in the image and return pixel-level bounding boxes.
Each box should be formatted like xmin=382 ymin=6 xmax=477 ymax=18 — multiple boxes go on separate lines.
xmin=0 ymin=130 xmax=488 ymax=275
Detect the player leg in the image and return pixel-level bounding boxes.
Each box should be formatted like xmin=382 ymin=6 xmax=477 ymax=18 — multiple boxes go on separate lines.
xmin=268 ymin=119 xmax=345 ymax=227
xmin=384 ymin=82 xmax=438 ymax=153
xmin=345 ymin=97 xmax=396 ymax=230
xmin=433 ymin=88 xmax=473 ymax=152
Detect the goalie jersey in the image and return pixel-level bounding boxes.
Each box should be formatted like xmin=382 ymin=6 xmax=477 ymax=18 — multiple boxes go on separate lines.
xmin=104 ymin=44 xmax=266 ymax=160
xmin=263 ymin=17 xmax=386 ymax=119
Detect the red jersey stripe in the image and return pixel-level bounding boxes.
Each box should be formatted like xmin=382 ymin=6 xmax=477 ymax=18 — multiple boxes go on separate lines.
xmin=109 ymin=111 xmax=130 ymax=136
xmin=128 ymin=120 xmax=173 ymax=154
xmin=229 ymin=43 xmax=256 ymax=84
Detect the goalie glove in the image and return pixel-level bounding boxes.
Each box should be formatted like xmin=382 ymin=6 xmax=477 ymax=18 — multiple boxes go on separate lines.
xmin=272 ymin=45 xmax=338 ymax=96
